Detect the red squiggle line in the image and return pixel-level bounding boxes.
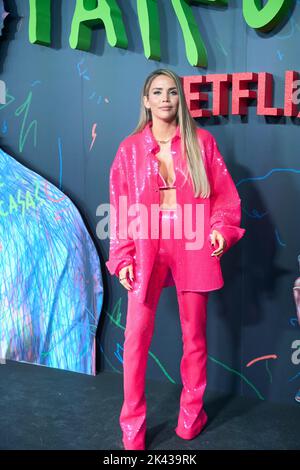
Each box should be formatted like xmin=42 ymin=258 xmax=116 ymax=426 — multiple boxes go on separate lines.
xmin=44 ymin=181 xmax=67 ymax=203
xmin=246 ymin=355 xmax=278 ymax=367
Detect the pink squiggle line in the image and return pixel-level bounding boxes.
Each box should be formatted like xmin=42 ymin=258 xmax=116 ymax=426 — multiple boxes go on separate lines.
xmin=44 ymin=181 xmax=67 ymax=203
xmin=90 ymin=123 xmax=97 ymax=151
xmin=246 ymin=354 xmax=278 ymax=367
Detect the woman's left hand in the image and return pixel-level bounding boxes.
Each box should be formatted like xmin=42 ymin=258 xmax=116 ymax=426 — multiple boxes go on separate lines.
xmin=210 ymin=230 xmax=226 ymax=257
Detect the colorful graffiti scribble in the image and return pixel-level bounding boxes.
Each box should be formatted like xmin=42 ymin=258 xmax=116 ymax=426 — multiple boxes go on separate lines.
xmin=0 ymin=149 xmax=103 ymax=375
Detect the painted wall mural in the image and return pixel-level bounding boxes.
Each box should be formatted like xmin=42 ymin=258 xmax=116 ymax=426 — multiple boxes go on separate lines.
xmin=0 ymin=148 xmax=103 ymax=374
xmin=0 ymin=0 xmax=299 ymax=404
xmin=0 ymin=1 xmax=7 ymax=104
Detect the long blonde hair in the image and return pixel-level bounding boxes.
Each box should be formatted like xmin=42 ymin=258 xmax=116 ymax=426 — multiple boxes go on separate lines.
xmin=132 ymin=69 xmax=210 ymax=198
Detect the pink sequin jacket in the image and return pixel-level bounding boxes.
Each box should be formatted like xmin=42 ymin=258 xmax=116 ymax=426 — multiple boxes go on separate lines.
xmin=106 ymin=122 xmax=245 ymax=304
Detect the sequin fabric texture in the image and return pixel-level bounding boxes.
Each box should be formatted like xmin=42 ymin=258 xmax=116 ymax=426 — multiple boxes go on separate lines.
xmin=106 ymin=122 xmax=245 ymax=304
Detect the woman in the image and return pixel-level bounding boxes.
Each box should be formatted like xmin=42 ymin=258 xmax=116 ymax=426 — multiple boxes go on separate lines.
xmin=106 ymin=69 xmax=245 ymax=450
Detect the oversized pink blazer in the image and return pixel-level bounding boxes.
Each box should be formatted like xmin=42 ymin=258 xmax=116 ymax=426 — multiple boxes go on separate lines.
xmin=106 ymin=121 xmax=245 ymax=304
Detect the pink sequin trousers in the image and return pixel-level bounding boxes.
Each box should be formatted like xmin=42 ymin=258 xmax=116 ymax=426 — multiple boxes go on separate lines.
xmin=120 ymin=209 xmax=208 ymax=450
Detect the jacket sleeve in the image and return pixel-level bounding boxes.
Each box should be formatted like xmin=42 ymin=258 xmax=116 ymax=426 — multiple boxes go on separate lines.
xmin=209 ymin=135 xmax=245 ymax=252
xmin=105 ymin=142 xmax=135 ymax=276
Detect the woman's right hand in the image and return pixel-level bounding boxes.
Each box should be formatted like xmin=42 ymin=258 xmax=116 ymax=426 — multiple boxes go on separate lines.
xmin=118 ymin=264 xmax=134 ymax=291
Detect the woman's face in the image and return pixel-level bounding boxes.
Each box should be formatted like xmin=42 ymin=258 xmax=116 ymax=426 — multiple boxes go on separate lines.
xmin=143 ymin=74 xmax=179 ymax=124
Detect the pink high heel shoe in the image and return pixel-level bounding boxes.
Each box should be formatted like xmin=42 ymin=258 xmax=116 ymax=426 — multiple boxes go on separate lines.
xmin=175 ymin=409 xmax=208 ymax=440
xmin=121 ymin=418 xmax=146 ymax=450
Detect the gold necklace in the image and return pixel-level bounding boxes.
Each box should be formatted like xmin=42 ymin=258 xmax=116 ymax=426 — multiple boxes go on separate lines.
xmin=156 ymin=136 xmax=172 ymax=144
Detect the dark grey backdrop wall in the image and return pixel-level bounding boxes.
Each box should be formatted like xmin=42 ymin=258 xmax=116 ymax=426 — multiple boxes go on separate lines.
xmin=1 ymin=0 xmax=300 ymax=405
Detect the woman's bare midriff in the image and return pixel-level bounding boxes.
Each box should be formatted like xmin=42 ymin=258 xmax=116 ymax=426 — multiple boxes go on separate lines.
xmin=156 ymin=149 xmax=177 ymax=210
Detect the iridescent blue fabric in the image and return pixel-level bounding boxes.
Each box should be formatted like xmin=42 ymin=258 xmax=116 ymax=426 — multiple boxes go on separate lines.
xmin=0 ymin=149 xmax=103 ymax=375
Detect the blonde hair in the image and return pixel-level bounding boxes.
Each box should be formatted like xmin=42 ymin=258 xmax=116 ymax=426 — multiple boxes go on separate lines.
xmin=132 ymin=69 xmax=210 ymax=198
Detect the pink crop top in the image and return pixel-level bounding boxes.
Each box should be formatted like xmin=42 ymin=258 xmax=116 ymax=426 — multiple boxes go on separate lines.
xmin=157 ymin=171 xmax=177 ymax=209
xmin=158 ymin=171 xmax=176 ymax=189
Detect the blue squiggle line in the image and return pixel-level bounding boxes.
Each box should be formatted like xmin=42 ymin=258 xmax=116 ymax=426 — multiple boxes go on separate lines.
xmin=77 ymin=59 xmax=90 ymax=80
xmin=237 ymin=168 xmax=300 ymax=187
xmin=288 ymin=371 xmax=300 ymax=382
xmin=58 ymin=137 xmax=63 ymax=190
xmin=276 ymin=50 xmax=283 ymax=61
xmin=216 ymin=39 xmax=228 ymax=57
xmin=242 ymin=208 xmax=268 ymax=219
xmin=114 ymin=343 xmax=124 ymax=364
xmin=276 ymin=17 xmax=300 ymax=41
xmin=98 ymin=342 xmax=122 ymax=374
xmin=290 ymin=317 xmax=299 ymax=327
xmin=275 ymin=229 xmax=286 ymax=247
xmin=76 ymin=59 xmax=84 ymax=75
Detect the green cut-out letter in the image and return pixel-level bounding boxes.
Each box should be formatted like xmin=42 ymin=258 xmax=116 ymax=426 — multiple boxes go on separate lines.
xmin=29 ymin=0 xmax=51 ymax=45
xmin=243 ymin=0 xmax=292 ymax=32
xmin=195 ymin=0 xmax=227 ymax=4
xmin=171 ymin=0 xmax=227 ymax=68
xmin=137 ymin=0 xmax=161 ymax=60
xmin=69 ymin=0 xmax=128 ymax=50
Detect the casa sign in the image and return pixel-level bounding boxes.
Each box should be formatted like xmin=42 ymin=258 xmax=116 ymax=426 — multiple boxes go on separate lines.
xmin=29 ymin=0 xmax=293 ymax=67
